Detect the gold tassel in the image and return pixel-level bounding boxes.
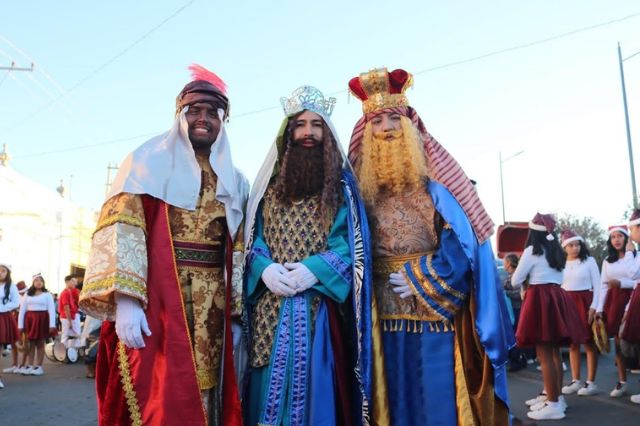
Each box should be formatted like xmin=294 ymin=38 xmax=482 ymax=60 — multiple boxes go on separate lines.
xmin=399 ymin=320 xmax=404 ymax=332
xmin=429 ymin=323 xmax=435 ymax=332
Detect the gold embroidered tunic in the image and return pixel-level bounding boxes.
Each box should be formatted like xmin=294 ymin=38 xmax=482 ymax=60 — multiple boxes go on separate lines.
xmin=81 ymin=154 xmax=239 ymax=390
xmin=249 ymin=187 xmax=327 ymax=367
xmin=370 ymin=187 xmax=444 ymax=324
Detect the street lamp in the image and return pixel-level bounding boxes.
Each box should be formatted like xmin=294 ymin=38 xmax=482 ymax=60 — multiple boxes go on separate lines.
xmin=618 ymin=42 xmax=640 ymax=209
xmin=499 ymin=150 xmax=525 ymax=224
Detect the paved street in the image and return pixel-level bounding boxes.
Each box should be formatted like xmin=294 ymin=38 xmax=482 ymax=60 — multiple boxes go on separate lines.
xmin=1 ymin=348 xmax=639 ymax=424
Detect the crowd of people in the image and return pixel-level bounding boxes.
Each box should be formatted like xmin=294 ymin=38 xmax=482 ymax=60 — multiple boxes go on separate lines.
xmin=3 ymin=64 xmax=640 ymax=425
xmin=0 ymin=272 xmax=93 ymax=388
xmin=500 ymin=213 xmax=640 ymax=420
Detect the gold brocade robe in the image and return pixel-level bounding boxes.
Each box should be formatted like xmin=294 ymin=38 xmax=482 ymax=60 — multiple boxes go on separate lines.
xmin=80 ymin=154 xmax=240 ymax=390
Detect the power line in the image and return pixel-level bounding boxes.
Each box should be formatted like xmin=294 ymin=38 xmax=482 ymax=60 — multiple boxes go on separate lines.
xmin=9 ymin=9 xmax=640 ymax=157
xmin=229 ymin=11 xmax=640 ymax=120
xmin=13 ymin=131 xmax=160 ymax=159
xmin=1 ymin=0 xmax=196 ymax=133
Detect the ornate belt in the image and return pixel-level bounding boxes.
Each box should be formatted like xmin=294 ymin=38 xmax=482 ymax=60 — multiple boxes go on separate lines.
xmin=173 ymin=240 xmax=224 ymax=269
xmin=373 ymin=252 xmax=433 ymax=277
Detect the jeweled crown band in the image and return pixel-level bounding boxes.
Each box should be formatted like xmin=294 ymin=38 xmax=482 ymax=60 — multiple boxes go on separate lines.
xmin=280 ymin=86 xmax=336 ymax=118
xmin=362 ymin=93 xmax=409 ymax=114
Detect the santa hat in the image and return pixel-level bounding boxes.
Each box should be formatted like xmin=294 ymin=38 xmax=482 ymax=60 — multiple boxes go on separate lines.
xmin=608 ymin=225 xmax=629 ymax=236
xmin=529 ymin=213 xmax=557 ymax=241
xmin=628 ymin=209 xmax=640 ymax=227
xmin=560 ymin=230 xmax=584 ymax=248
xmin=16 ymin=281 xmax=27 ymax=295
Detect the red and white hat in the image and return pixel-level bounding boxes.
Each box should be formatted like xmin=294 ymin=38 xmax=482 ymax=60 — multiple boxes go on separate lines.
xmin=529 ymin=212 xmax=557 ymax=241
xmin=608 ymin=225 xmax=629 ymax=236
xmin=560 ymin=230 xmax=584 ymax=248
xmin=628 ymin=209 xmax=640 ymax=227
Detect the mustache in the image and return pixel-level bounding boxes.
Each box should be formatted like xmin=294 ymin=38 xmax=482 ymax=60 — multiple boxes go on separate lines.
xmin=291 ymin=136 xmax=321 ymax=146
xmin=373 ymin=130 xmax=403 ymax=140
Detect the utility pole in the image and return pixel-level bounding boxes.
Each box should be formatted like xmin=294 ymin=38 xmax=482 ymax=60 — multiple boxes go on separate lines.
xmin=105 ymin=163 xmax=119 ymax=197
xmin=618 ymin=42 xmax=640 ymax=209
xmin=0 ymin=62 xmax=34 ymax=72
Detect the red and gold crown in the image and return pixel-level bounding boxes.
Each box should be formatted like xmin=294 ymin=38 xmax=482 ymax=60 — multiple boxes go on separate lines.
xmin=348 ymin=68 xmax=414 ymax=114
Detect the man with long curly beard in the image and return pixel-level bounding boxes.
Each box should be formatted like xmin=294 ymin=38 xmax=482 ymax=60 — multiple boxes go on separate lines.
xmin=348 ymin=68 xmax=514 ymax=426
xmin=243 ymin=86 xmax=384 ymax=426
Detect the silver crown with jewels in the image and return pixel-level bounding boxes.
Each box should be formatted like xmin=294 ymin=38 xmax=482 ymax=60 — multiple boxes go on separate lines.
xmin=280 ymin=86 xmax=336 ymax=118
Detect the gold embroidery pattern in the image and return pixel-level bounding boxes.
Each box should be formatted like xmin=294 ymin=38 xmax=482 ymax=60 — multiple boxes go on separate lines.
xmin=409 ymin=260 xmax=458 ymax=315
xmin=83 ymin=276 xmax=147 ymax=300
xmin=164 ymin=205 xmax=208 ymax=422
xmin=117 ymin=342 xmax=142 ymax=426
xmin=425 ymin=254 xmax=466 ymax=301
xmin=250 ymin=187 xmax=328 ymax=367
xmin=373 ymin=252 xmax=432 ymax=278
xmin=95 ymin=214 xmax=146 ymax=236
xmin=168 ymin=158 xmax=227 ymax=392
xmin=404 ymin=276 xmax=448 ymax=323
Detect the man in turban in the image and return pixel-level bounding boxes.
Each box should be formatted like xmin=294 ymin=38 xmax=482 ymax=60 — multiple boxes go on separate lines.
xmin=348 ymin=68 xmax=514 ymax=425
xmin=80 ymin=65 xmax=247 ymax=426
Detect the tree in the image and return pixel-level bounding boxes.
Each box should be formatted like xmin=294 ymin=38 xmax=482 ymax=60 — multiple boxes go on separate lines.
xmin=556 ymin=214 xmax=607 ymax=267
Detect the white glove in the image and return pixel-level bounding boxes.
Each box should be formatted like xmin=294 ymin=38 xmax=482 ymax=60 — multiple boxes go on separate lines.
xmin=262 ymin=263 xmax=297 ymax=297
xmin=231 ymin=322 xmax=242 ymax=348
xmin=115 ymin=293 xmax=152 ymax=349
xmin=284 ymin=262 xmax=319 ymax=293
xmin=389 ymin=272 xmax=413 ymax=299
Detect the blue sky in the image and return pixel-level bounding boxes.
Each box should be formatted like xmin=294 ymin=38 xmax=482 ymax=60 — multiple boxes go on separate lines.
xmin=2 ymin=1 xmax=640 ymax=230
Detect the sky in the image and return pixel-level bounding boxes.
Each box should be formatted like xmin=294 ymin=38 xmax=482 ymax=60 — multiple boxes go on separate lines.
xmin=2 ymin=0 xmax=640 ymax=233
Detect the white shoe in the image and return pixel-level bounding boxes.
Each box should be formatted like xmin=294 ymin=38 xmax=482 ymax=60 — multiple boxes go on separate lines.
xmin=20 ymin=366 xmax=32 ymax=375
xmin=531 ymin=397 xmax=567 ymax=412
xmin=610 ymin=382 xmax=627 ymax=397
xmin=2 ymin=366 xmax=17 ymax=374
xmin=0 ymin=378 xmax=4 ymax=389
xmin=29 ymin=366 xmax=44 ymax=376
xmin=577 ymin=382 xmax=599 ymax=396
xmin=526 ymin=392 xmax=547 ymax=406
xmin=562 ymin=380 xmax=582 ymax=394
xmin=630 ymin=394 xmax=640 ymax=404
xmin=527 ymin=403 xmax=566 ymax=420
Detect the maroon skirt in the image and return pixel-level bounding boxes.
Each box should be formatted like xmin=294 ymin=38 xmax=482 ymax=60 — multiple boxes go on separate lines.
xmin=621 ymin=286 xmax=640 ymax=343
xmin=603 ymin=287 xmax=633 ymax=337
xmin=24 ymin=311 xmax=55 ymax=340
xmin=516 ymin=284 xmax=589 ymax=347
xmin=0 ymin=311 xmax=20 ymax=344
xmin=564 ymin=290 xmax=594 ymax=342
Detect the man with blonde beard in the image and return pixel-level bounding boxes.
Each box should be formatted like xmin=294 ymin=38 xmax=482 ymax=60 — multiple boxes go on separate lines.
xmin=348 ymin=68 xmax=514 ymax=426
xmin=243 ymin=86 xmax=385 ymax=426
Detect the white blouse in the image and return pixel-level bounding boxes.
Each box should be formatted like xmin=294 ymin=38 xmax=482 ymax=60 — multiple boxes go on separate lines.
xmin=597 ymin=257 xmax=636 ymax=313
xmin=0 ymin=283 xmax=20 ymax=313
xmin=561 ymin=257 xmax=600 ymax=310
xmin=18 ymin=292 xmax=56 ymax=329
xmin=511 ymin=246 xmax=563 ymax=287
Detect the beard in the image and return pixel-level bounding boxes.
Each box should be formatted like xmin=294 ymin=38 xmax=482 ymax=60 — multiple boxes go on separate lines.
xmin=277 ymin=139 xmax=325 ymax=201
xmin=356 ymin=118 xmax=428 ymax=205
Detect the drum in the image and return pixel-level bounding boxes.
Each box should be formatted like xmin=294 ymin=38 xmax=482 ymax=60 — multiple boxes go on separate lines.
xmin=44 ymin=341 xmax=56 ymax=362
xmin=44 ymin=338 xmax=80 ymax=363
xmin=53 ymin=339 xmax=68 ymax=362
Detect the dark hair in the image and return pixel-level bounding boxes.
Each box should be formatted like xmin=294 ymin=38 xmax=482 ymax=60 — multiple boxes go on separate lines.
xmin=27 ymin=275 xmax=48 ymax=297
xmin=564 ymin=239 xmax=592 ymax=262
xmin=606 ymin=232 xmax=635 ymax=263
xmin=64 ymin=274 xmax=75 ymax=282
xmin=1 ymin=266 xmax=12 ymax=305
xmin=275 ymin=111 xmax=343 ymax=230
xmin=504 ymin=253 xmax=519 ymax=269
xmin=525 ymin=229 xmax=566 ymax=271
